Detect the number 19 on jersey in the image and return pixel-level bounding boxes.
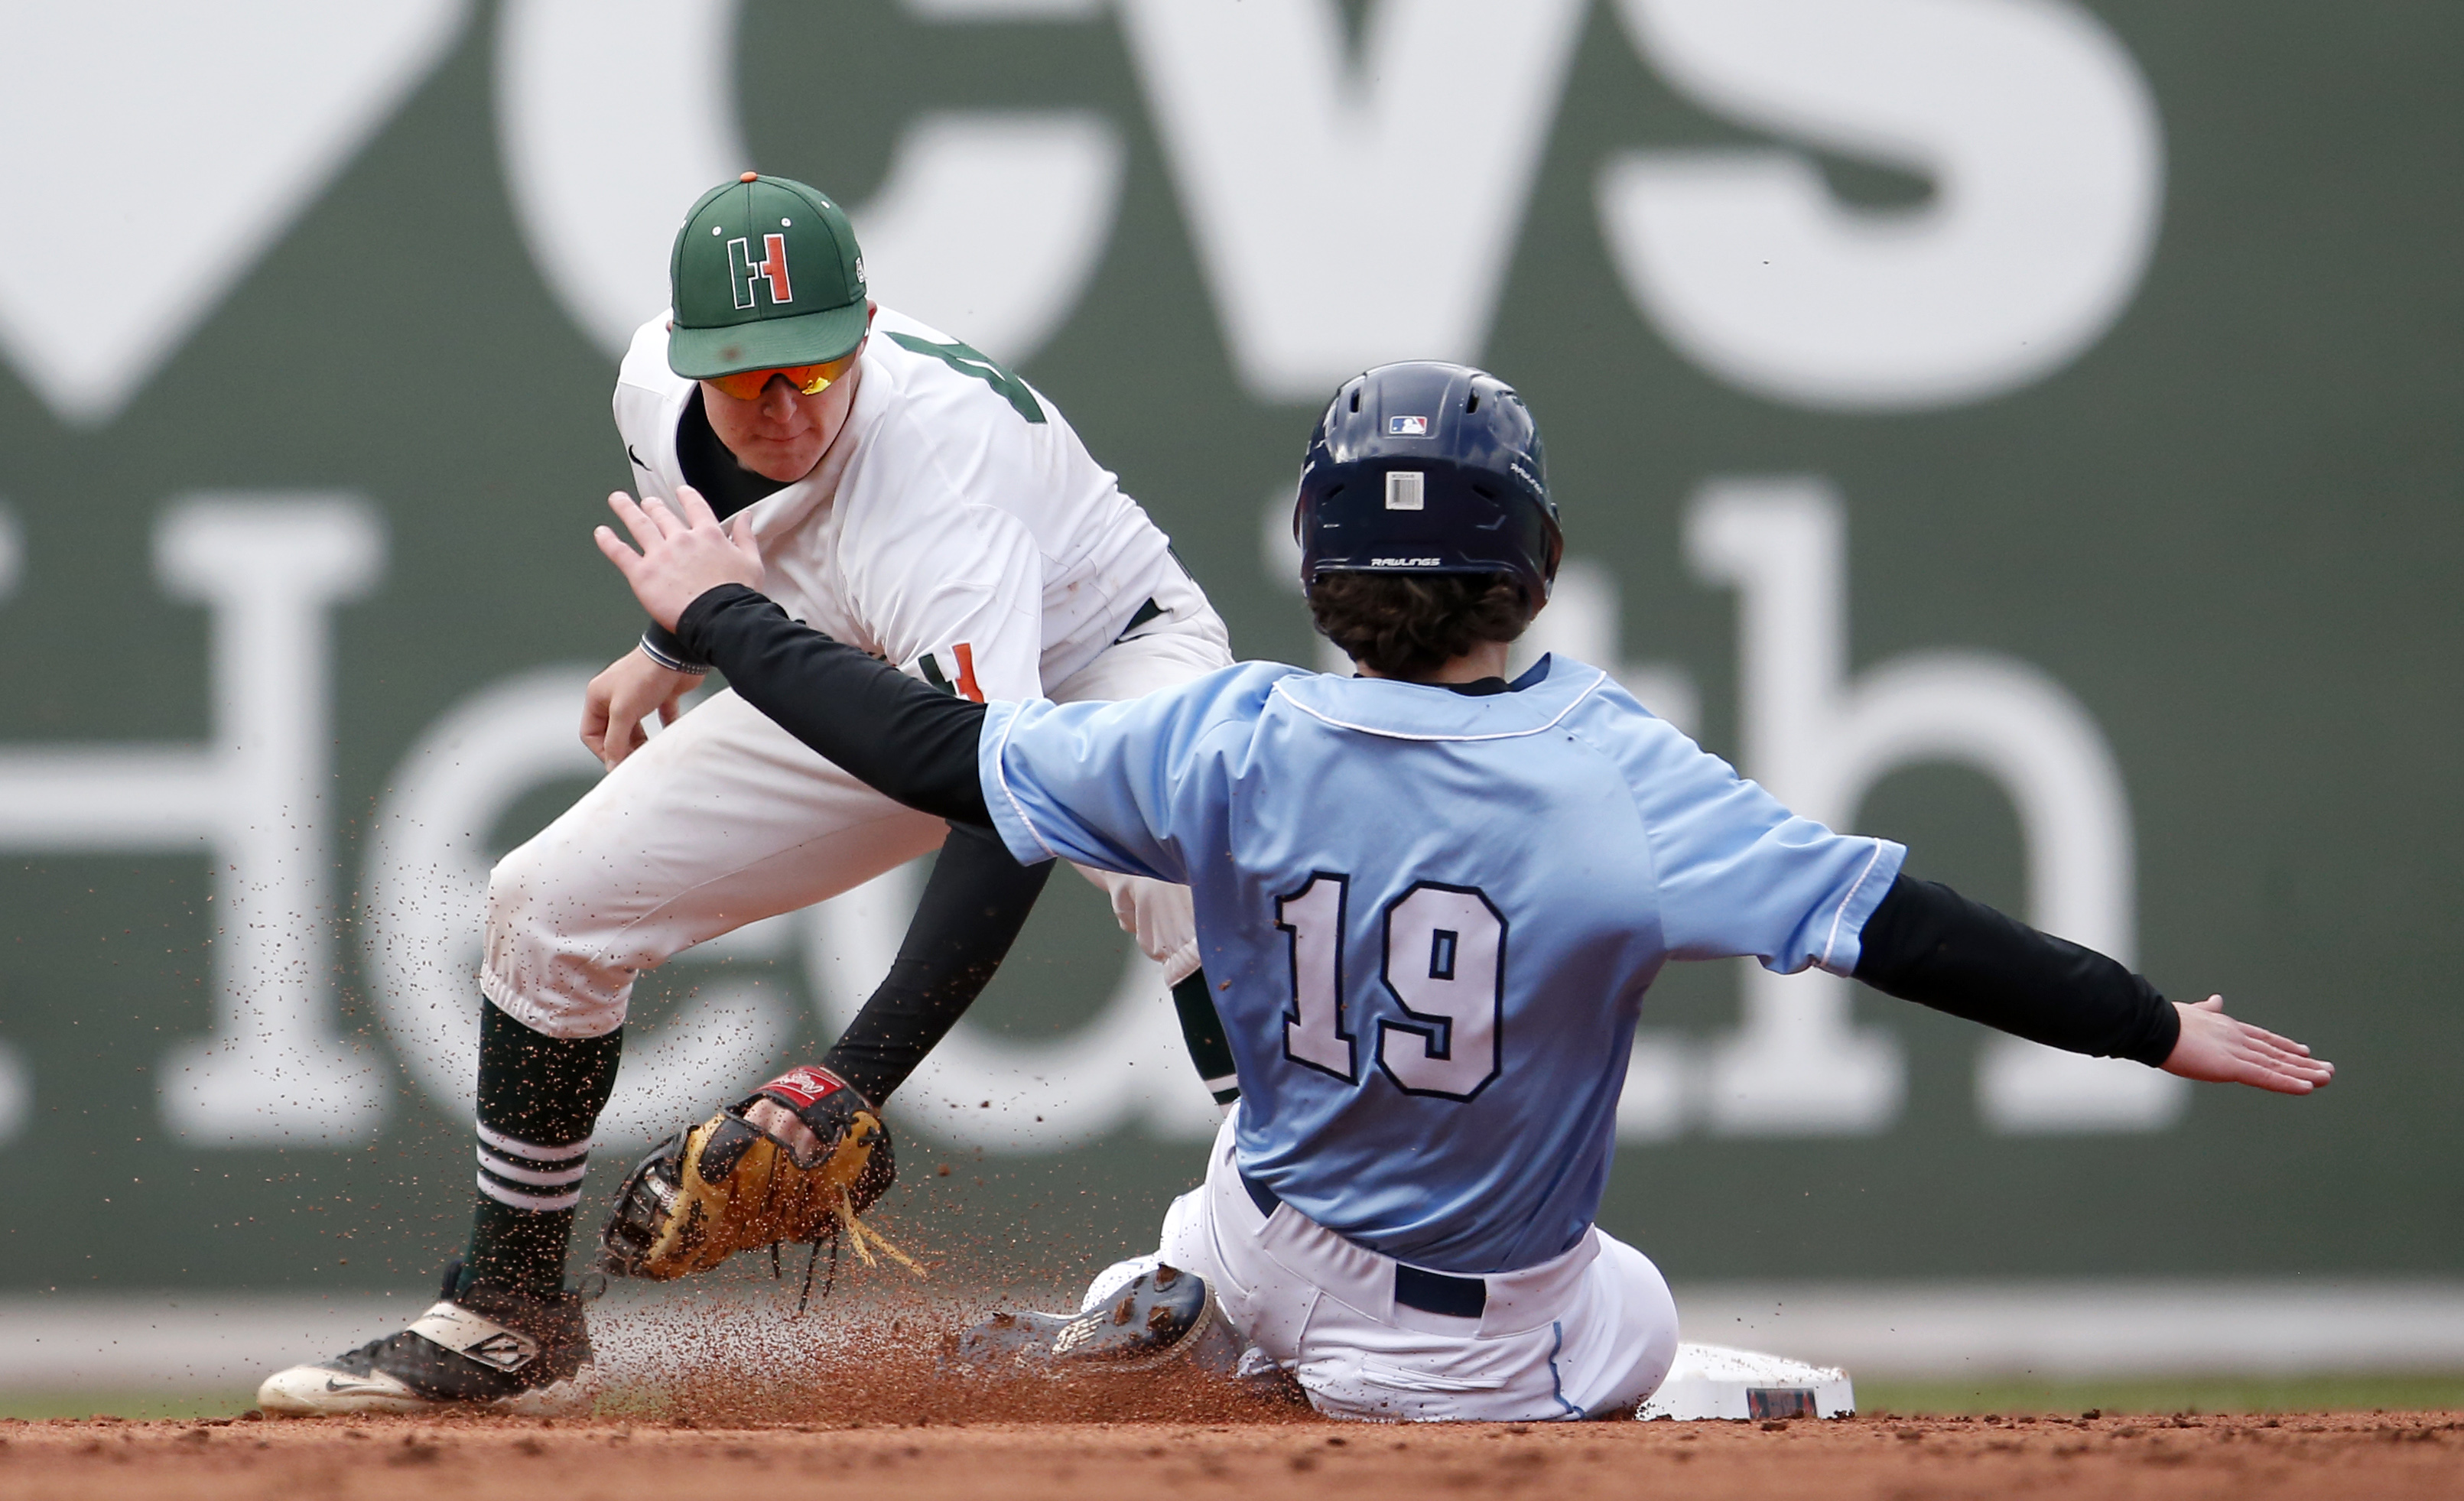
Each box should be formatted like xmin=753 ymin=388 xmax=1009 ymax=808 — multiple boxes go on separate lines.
xmin=1277 ymin=874 xmax=1506 ymax=1103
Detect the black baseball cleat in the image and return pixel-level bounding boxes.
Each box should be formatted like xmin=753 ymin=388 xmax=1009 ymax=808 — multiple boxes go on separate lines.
xmin=256 ymin=1259 xmax=596 ymax=1417
xmin=955 ymin=1263 xmax=1243 ymax=1378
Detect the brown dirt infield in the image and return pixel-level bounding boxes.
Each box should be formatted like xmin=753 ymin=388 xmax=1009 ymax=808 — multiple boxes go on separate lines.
xmin=7 ymin=1408 xmax=2464 ymax=1499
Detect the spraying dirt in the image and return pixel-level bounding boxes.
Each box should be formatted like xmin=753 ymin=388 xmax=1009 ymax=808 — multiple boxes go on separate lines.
xmin=67 ymin=1269 xmax=2461 ymax=1497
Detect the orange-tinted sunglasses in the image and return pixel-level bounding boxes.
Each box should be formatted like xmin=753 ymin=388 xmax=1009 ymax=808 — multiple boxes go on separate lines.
xmin=705 ymin=349 xmax=859 ymax=402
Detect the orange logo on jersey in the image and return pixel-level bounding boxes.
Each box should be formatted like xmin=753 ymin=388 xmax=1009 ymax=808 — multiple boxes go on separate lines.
xmin=728 ymin=233 xmax=793 ymax=310
xmin=920 ymin=644 xmax=986 ymax=701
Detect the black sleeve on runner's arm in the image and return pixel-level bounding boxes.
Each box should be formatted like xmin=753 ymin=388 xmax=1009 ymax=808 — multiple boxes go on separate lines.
xmin=821 ymin=820 xmax=1052 ymax=1103
xmin=675 ymin=583 xmax=993 ymax=827
xmin=1851 ymin=873 xmax=2182 ymax=1067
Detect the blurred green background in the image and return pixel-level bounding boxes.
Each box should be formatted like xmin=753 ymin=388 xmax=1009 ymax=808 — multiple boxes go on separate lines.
xmin=0 ymin=0 xmax=2455 ymax=1303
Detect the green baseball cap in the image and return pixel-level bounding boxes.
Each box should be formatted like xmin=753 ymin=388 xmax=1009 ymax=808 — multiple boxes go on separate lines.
xmin=667 ymin=173 xmax=869 ymax=379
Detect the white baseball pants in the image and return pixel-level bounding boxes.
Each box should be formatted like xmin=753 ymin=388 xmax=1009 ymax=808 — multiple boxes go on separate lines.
xmin=1135 ymin=1111 xmax=1680 ymax=1421
xmin=480 ymin=593 xmax=1231 ymax=1040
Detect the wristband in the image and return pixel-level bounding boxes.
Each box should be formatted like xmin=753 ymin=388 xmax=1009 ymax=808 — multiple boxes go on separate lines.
xmin=638 ymin=624 xmax=710 ymax=675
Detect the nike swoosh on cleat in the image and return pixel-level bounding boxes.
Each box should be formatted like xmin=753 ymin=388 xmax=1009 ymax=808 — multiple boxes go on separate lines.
xmin=323 ymin=1377 xmax=388 ymax=1393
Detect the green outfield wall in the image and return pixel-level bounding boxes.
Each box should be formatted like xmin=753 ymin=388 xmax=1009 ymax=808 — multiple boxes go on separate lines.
xmin=0 ymin=0 xmax=2456 ymax=1295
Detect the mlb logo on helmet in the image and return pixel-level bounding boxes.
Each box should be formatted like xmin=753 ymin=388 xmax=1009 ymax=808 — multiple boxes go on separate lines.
xmin=1295 ymin=361 xmax=1562 ymax=606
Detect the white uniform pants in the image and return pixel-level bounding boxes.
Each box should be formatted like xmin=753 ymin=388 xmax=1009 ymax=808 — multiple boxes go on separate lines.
xmin=1139 ymin=1112 xmax=1680 ymax=1421
xmin=480 ymin=590 xmax=1231 ymax=1039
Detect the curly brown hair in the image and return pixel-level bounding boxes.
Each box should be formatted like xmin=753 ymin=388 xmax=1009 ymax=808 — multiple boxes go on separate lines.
xmin=1306 ymin=571 xmax=1533 ymax=680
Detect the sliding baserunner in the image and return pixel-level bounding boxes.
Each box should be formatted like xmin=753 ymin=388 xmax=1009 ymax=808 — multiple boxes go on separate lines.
xmin=592 ymin=359 xmax=2331 ymax=1421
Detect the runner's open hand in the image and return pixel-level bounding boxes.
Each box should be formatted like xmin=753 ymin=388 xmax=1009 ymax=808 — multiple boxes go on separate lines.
xmin=595 ymin=485 xmax=766 ymax=632
xmin=2163 ymin=996 xmax=2334 ymax=1095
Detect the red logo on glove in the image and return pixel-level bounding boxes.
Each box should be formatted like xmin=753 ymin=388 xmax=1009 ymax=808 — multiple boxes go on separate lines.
xmin=761 ymin=1065 xmax=845 ymax=1108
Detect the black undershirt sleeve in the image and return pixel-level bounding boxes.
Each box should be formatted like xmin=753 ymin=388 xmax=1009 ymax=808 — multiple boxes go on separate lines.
xmin=677 ymin=587 xmax=2180 ymax=1077
xmin=1851 ymin=873 xmax=2181 ymax=1067
xmin=821 ymin=821 xmax=1052 ymax=1102
xmin=676 ymin=583 xmax=993 ymax=827
xmin=675 ymin=583 xmax=1030 ymax=1100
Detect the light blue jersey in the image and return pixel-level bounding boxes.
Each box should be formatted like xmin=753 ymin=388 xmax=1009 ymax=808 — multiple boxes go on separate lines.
xmin=979 ymin=656 xmax=1903 ymax=1275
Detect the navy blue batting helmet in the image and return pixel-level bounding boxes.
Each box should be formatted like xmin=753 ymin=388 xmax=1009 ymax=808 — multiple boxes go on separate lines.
xmin=1292 ymin=361 xmax=1562 ymax=607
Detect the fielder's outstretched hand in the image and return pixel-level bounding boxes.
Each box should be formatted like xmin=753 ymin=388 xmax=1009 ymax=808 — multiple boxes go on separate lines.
xmin=2163 ymin=996 xmax=2333 ymax=1095
xmin=595 ymin=485 xmax=765 ymax=631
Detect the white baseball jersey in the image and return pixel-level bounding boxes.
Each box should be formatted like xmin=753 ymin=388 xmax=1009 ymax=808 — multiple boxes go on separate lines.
xmin=614 ymin=304 xmax=1183 ymax=700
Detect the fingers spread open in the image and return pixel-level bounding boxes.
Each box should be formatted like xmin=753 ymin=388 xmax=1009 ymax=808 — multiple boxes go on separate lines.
xmin=605 ymin=491 xmax=664 ymax=547
xmin=593 ymin=525 xmax=642 ymax=577
xmin=638 ymin=494 xmax=683 ymax=541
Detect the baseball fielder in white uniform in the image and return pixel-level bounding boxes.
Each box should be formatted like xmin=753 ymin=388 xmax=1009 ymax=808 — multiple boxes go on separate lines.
xmin=541 ymin=271 xmax=1226 ymax=1041
xmin=258 ymin=173 xmax=1234 ymax=1415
